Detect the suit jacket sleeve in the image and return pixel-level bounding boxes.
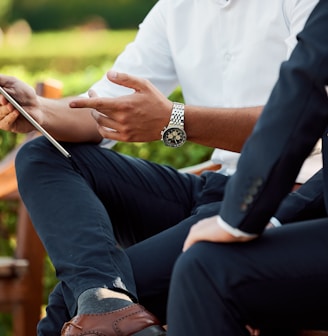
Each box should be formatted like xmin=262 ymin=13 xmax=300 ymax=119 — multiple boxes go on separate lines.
xmin=274 ymin=169 xmax=327 ymax=224
xmin=219 ymin=0 xmax=328 ymax=235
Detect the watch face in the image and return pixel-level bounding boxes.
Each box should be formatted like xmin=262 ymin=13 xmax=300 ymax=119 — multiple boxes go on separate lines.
xmin=162 ymin=127 xmax=187 ymax=147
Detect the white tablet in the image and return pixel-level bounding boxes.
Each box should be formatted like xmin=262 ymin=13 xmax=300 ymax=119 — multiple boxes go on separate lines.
xmin=0 ymin=86 xmax=71 ymax=158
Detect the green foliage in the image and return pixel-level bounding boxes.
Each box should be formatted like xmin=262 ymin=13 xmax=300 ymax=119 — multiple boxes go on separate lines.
xmin=0 ymin=314 xmax=12 ymax=336
xmin=1 ymin=29 xmax=136 ymax=60
xmin=0 ymin=29 xmax=138 ymax=98
xmin=0 ymin=200 xmax=18 ymax=255
xmin=5 ymin=0 xmax=158 ymax=31
xmin=0 ymin=0 xmax=12 ymax=28
xmin=115 ymin=141 xmax=213 ymax=169
xmin=0 ymin=131 xmax=17 ymax=160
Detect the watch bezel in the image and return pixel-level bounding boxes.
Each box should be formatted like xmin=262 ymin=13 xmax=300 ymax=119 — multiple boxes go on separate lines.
xmin=161 ymin=126 xmax=187 ymax=148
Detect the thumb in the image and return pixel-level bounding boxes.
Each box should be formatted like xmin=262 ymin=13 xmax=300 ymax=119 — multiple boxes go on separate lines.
xmin=107 ymin=70 xmax=147 ymax=93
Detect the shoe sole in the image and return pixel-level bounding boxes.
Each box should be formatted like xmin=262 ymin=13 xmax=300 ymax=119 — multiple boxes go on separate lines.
xmin=133 ymin=325 xmax=167 ymax=336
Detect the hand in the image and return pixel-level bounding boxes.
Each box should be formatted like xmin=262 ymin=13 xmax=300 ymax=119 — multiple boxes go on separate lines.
xmin=265 ymin=222 xmax=275 ymax=230
xmin=183 ymin=216 xmax=256 ymax=252
xmin=0 ymin=75 xmax=41 ymax=133
xmin=69 ymin=70 xmax=173 ymax=142
xmin=246 ymin=325 xmax=261 ymax=336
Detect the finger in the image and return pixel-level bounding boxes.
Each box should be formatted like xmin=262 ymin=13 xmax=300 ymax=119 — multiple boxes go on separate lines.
xmin=0 ymin=93 xmax=15 ymax=111
xmin=0 ymin=111 xmax=20 ymax=131
xmin=0 ymin=94 xmax=7 ymax=105
xmin=0 ymin=75 xmax=16 ymax=93
xmin=97 ymin=125 xmax=121 ymax=141
xmin=0 ymin=104 xmax=17 ymax=122
xmin=91 ymin=110 xmax=121 ymax=135
xmin=107 ymin=70 xmax=149 ymax=93
xmin=182 ymin=227 xmax=198 ymax=252
xmin=0 ymin=104 xmax=12 ymax=119
xmin=265 ymin=222 xmax=275 ymax=230
xmin=182 ymin=220 xmax=211 ymax=252
xmin=69 ymin=96 xmax=112 ymax=109
xmin=246 ymin=325 xmax=261 ymax=335
xmin=91 ymin=110 xmax=116 ymax=128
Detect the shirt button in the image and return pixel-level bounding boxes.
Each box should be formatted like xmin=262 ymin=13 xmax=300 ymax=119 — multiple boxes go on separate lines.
xmin=224 ymin=53 xmax=232 ymax=61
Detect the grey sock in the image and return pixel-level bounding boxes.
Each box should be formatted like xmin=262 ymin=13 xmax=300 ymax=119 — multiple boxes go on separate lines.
xmin=77 ymin=288 xmax=133 ymax=315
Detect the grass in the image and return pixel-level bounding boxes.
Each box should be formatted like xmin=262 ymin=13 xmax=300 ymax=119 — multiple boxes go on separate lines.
xmin=0 ymin=29 xmax=137 ymax=58
xmin=0 ymin=29 xmax=137 ymax=95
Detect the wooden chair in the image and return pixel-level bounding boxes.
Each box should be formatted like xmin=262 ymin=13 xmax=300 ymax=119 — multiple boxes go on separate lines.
xmin=0 ymin=79 xmax=62 ymax=336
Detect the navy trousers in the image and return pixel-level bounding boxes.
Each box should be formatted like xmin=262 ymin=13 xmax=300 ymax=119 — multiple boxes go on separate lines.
xmin=167 ymin=219 xmax=328 ymax=335
xmin=15 ymin=136 xmax=228 ymax=335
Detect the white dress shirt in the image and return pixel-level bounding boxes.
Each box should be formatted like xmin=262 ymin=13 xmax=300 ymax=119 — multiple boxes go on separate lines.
xmin=88 ymin=0 xmax=319 ymax=182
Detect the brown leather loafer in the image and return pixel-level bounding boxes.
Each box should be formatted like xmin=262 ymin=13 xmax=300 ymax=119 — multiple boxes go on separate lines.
xmin=61 ymin=303 xmax=166 ymax=336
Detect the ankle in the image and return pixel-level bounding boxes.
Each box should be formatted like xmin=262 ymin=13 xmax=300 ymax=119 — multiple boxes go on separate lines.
xmin=77 ymin=287 xmax=133 ymax=315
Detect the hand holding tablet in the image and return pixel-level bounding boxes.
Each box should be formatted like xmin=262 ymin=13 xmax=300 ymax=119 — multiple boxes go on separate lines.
xmin=0 ymin=86 xmax=71 ymax=158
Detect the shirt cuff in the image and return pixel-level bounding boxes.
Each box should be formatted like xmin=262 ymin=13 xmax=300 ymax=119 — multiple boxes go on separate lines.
xmin=269 ymin=217 xmax=282 ymax=227
xmin=217 ymin=216 xmax=258 ymax=238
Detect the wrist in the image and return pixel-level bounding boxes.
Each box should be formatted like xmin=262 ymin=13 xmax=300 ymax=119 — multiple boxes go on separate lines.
xmin=161 ymin=102 xmax=187 ymax=147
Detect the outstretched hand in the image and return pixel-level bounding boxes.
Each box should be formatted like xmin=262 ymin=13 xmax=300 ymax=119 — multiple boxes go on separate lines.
xmin=70 ymin=70 xmax=173 ymax=142
xmin=0 ymin=75 xmax=40 ymax=133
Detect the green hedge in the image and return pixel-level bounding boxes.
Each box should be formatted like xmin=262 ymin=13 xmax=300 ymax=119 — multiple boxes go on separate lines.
xmin=6 ymin=0 xmax=158 ymax=31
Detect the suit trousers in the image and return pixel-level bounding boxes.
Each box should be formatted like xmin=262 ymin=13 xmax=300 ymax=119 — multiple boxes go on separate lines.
xmin=15 ymin=136 xmax=229 ymax=335
xmin=167 ymin=219 xmax=328 ymax=335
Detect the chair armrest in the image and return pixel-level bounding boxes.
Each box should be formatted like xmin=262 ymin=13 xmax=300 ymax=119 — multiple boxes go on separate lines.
xmin=179 ymin=160 xmax=221 ymax=175
xmin=0 ymin=257 xmax=29 ymax=278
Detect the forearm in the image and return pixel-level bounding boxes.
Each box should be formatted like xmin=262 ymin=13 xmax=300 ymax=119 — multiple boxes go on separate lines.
xmin=184 ymin=105 xmax=262 ymax=151
xmin=38 ymin=96 xmax=103 ymax=143
xmin=70 ymin=72 xmax=263 ymax=147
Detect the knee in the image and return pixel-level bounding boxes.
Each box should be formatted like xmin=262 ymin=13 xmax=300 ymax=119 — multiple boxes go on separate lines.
xmin=171 ymin=242 xmax=237 ymax=294
xmin=15 ymin=136 xmax=61 ymax=190
xmin=16 ymin=136 xmax=51 ymax=171
xmin=171 ymin=242 xmax=216 ymax=287
xmin=172 ymin=246 xmax=201 ymax=280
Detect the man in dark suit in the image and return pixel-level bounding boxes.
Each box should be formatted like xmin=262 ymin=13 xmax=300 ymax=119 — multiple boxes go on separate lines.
xmin=166 ymin=1 xmax=328 ymax=335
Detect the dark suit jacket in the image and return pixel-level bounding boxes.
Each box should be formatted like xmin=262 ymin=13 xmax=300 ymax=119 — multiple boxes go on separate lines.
xmin=219 ymin=0 xmax=328 ymax=235
xmin=274 ymin=169 xmax=327 ymax=224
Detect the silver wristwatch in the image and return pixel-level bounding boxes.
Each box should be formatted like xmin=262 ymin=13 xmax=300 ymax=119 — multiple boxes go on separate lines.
xmin=161 ymin=102 xmax=187 ymax=147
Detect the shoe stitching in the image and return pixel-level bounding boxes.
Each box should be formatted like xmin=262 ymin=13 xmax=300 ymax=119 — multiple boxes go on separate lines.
xmin=63 ymin=321 xmax=108 ymax=336
xmin=62 ymin=320 xmax=83 ymax=335
xmin=113 ymin=308 xmax=149 ymax=336
xmin=62 ymin=306 xmax=157 ymax=336
xmin=65 ymin=321 xmax=83 ymax=330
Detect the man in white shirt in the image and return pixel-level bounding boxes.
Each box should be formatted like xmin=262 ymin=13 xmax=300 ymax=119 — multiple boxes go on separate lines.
xmin=85 ymin=0 xmax=321 ymax=181
xmin=0 ymin=0 xmax=320 ymax=335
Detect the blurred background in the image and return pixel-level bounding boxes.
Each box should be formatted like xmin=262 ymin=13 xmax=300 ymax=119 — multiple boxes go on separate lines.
xmin=0 ymin=1 xmax=213 ymax=334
